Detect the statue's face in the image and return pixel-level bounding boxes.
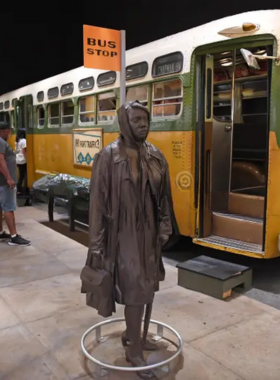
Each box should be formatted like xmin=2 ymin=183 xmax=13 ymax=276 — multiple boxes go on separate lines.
xmin=127 ymin=108 xmax=149 ymax=142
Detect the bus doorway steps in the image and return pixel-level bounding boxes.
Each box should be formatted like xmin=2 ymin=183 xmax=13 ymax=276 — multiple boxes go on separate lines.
xmin=193 ymin=235 xmax=263 ymax=255
xmin=212 ymin=212 xmax=263 ymax=246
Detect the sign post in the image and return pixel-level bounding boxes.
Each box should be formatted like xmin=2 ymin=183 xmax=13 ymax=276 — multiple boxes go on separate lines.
xmin=83 ymin=25 xmax=126 ymax=106
xmin=120 ymin=30 xmax=126 ymax=106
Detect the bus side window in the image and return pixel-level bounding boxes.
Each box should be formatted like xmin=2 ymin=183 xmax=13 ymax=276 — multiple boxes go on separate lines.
xmin=61 ymin=100 xmax=74 ymax=126
xmin=37 ymin=106 xmax=45 ymax=129
xmin=126 ymin=85 xmax=148 ymax=107
xmin=0 ymin=111 xmax=10 ymax=123
xmin=152 ymin=79 xmax=183 ymax=119
xmin=48 ymin=103 xmax=60 ymax=128
xmin=79 ymin=95 xmax=95 ymax=125
xmin=97 ymin=92 xmax=116 ymax=124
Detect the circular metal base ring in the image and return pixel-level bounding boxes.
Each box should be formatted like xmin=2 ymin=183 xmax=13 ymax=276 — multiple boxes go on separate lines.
xmin=81 ymin=317 xmax=183 ymax=372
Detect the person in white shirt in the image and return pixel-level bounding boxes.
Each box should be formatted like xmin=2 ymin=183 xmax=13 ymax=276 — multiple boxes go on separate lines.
xmin=15 ymin=129 xmax=28 ymax=195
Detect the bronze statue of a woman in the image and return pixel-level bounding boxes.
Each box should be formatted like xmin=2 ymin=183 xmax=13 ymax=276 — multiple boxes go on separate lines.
xmin=81 ymin=101 xmax=176 ymax=379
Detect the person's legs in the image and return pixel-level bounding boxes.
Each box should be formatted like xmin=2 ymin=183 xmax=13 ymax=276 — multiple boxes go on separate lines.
xmin=122 ymin=303 xmax=158 ymax=351
xmin=125 ymin=305 xmax=144 ymax=358
xmin=5 ymin=210 xmax=17 ymax=235
xmin=17 ymin=164 xmax=26 ymax=194
xmin=23 ymin=163 xmax=29 ymax=193
xmin=0 ymin=185 xmax=30 ymax=246
xmin=0 ymin=192 xmax=11 ymax=241
xmin=0 ymin=186 xmax=17 ymax=235
xmin=124 ymin=305 xmax=157 ymax=379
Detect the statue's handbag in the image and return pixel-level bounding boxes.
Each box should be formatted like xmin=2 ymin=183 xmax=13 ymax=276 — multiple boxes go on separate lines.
xmin=80 ymin=265 xmax=112 ymax=294
xmin=80 ymin=264 xmax=115 ymax=317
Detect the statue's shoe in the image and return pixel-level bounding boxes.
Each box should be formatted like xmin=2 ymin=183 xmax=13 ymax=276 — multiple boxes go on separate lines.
xmin=121 ymin=331 xmax=158 ymax=351
xmin=125 ymin=349 xmax=158 ymax=380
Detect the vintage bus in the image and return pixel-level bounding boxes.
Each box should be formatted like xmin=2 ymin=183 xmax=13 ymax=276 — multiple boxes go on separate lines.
xmin=0 ymin=9 xmax=280 ymax=258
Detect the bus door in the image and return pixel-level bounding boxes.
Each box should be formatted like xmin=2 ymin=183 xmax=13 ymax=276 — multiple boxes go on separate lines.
xmin=15 ymin=95 xmax=33 ymax=130
xmin=18 ymin=95 xmax=36 ymax=188
xmin=195 ymin=45 xmax=271 ymax=253
xmin=197 ymin=52 xmax=234 ymax=237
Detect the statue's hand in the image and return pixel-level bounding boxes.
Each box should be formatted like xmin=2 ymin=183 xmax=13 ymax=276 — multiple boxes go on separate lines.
xmin=92 ymin=250 xmax=105 ymax=270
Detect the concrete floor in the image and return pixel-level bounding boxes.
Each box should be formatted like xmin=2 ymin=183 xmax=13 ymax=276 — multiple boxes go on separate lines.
xmin=1 ymin=206 xmax=280 ymax=379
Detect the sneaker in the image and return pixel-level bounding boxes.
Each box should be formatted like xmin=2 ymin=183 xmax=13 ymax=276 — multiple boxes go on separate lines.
xmin=0 ymin=231 xmax=11 ymax=241
xmin=8 ymin=235 xmax=31 ymax=246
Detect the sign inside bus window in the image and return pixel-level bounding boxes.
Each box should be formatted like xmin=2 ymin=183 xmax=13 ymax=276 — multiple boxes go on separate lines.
xmin=72 ymin=129 xmax=102 ymax=167
xmin=152 ymin=52 xmax=183 ymax=78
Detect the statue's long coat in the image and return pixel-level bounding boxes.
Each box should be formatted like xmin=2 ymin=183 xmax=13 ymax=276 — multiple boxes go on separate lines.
xmin=82 ymin=104 xmax=177 ymax=316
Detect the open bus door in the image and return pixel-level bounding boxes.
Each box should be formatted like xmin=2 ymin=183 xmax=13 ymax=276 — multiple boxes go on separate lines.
xmin=17 ymin=95 xmax=36 ymax=188
xmin=196 ymin=53 xmax=234 ymax=238
xmin=194 ymin=44 xmax=273 ymax=256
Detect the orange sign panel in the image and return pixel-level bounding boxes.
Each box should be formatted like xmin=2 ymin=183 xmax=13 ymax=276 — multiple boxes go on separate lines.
xmin=83 ymin=25 xmax=121 ymax=71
